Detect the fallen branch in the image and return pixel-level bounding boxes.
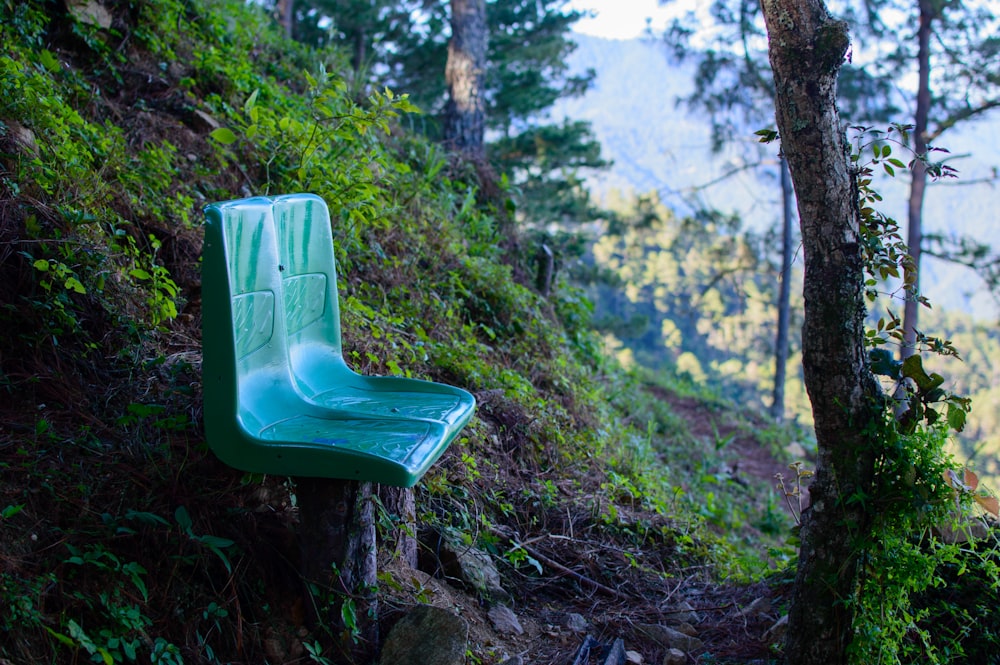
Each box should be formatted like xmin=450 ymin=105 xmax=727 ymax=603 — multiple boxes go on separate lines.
xmin=517 ymin=541 xmax=629 ymax=601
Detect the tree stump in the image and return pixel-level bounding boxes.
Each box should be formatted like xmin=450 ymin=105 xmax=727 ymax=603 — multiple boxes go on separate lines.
xmin=296 ymin=478 xmax=378 ymax=659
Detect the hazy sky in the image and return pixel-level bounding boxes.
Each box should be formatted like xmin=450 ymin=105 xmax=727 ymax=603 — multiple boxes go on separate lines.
xmin=566 ymin=0 xmax=676 ymax=40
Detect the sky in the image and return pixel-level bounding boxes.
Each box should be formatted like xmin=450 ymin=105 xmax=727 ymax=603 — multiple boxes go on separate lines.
xmin=565 ymin=0 xmax=677 ymax=40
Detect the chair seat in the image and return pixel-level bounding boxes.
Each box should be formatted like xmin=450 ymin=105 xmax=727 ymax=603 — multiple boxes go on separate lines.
xmin=309 ymin=387 xmax=466 ymax=424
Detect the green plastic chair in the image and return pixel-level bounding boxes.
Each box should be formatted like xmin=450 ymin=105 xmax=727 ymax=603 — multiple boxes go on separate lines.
xmin=202 ymin=194 xmax=476 ymax=486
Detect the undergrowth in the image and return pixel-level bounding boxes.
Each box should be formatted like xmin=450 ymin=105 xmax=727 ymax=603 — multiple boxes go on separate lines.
xmin=0 ymin=0 xmax=911 ymax=664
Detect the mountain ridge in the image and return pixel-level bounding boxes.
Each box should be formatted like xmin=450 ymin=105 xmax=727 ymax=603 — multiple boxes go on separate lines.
xmin=556 ymin=32 xmax=1000 ymax=318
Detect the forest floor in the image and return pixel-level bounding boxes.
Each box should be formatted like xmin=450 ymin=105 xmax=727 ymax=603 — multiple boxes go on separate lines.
xmin=370 ymin=389 xmax=799 ymax=665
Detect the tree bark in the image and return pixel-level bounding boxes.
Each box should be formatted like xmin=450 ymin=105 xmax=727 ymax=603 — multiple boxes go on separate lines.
xmin=771 ymin=155 xmax=794 ymax=421
xmin=277 ymin=0 xmax=293 ymax=40
xmin=378 ymin=485 xmax=418 ymax=568
xmin=443 ymin=0 xmax=488 ymax=158
xmin=901 ymin=0 xmax=935 ymax=358
xmin=297 ymin=479 xmax=378 ymax=658
xmin=759 ymin=1 xmax=883 ymax=663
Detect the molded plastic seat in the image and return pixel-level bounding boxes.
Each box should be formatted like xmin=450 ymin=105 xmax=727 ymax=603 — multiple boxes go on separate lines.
xmin=272 ymin=195 xmax=473 ymax=430
xmin=202 ymin=194 xmax=476 ymax=486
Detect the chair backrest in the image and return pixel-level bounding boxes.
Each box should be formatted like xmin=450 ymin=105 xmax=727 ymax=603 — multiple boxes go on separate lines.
xmin=202 ymin=197 xmax=302 ymax=440
xmin=202 ymin=193 xmax=475 ymax=484
xmin=273 ymin=194 xmax=343 ymax=354
xmin=272 ymin=194 xmax=359 ymax=397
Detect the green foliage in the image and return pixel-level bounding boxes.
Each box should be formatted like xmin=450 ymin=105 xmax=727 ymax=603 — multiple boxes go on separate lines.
xmin=839 ymin=129 xmax=997 ymax=664
xmin=584 ymin=192 xmax=802 ymax=415
xmin=0 ymin=1 xmax=830 ymax=663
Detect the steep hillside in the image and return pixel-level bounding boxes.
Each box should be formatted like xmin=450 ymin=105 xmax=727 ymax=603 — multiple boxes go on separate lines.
xmin=0 ymin=2 xmax=806 ymax=664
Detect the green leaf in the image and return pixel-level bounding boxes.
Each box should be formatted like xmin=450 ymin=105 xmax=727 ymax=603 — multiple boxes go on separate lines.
xmin=947 ymin=404 xmax=967 ymax=432
xmin=64 ymin=276 xmax=86 ymax=294
xmin=33 ymin=259 xmax=49 ymax=272
xmin=341 ymin=598 xmax=358 ymax=633
xmin=869 ymin=348 xmax=901 ymax=379
xmin=174 ymin=505 xmax=193 ymax=532
xmin=1 ymin=504 xmax=24 ymax=519
xmin=44 ymin=626 xmax=76 ymax=647
xmin=39 ymin=49 xmax=60 ymax=72
xmin=197 ymin=535 xmax=235 ymax=549
xmin=901 ymin=355 xmax=942 ymax=391
xmin=243 ymin=88 xmax=259 ymax=115
xmin=129 ymin=268 xmax=151 ymax=280
xmin=754 ymin=128 xmax=779 ymax=143
xmin=209 ymin=127 xmax=237 ymax=145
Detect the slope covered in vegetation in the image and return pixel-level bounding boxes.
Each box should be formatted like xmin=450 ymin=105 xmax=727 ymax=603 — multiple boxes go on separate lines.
xmin=0 ymin=1 xmax=827 ymax=663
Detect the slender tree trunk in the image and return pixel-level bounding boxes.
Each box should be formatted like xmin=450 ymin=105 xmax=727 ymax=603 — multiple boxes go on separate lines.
xmin=771 ymin=155 xmax=794 ymax=421
xmin=444 ymin=0 xmax=488 ymax=158
xmin=760 ymin=1 xmax=883 ymax=663
xmin=277 ymin=0 xmax=293 ymax=40
xmin=902 ymin=0 xmax=934 ymax=357
xmin=351 ymin=28 xmax=367 ymax=74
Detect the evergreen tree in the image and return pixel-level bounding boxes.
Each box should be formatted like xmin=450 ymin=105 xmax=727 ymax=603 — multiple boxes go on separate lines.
xmin=663 ymin=0 xmax=801 ymax=420
xmin=286 ymin=0 xmax=607 ymax=230
xmin=292 ymin=0 xmax=422 ymax=75
xmin=836 ymin=0 xmax=1000 ymax=355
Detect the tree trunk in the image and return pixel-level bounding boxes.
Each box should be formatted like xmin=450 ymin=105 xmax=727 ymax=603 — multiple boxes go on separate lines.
xmin=297 ymin=478 xmax=378 ymax=659
xmin=277 ymin=0 xmax=293 ymax=40
xmin=771 ymin=154 xmax=794 ymax=421
xmin=443 ymin=0 xmax=488 ymax=158
xmin=901 ymin=0 xmax=934 ymax=358
xmin=378 ymin=485 xmax=418 ymax=568
xmin=351 ymin=27 xmax=367 ymax=74
xmin=759 ymin=1 xmax=883 ymax=663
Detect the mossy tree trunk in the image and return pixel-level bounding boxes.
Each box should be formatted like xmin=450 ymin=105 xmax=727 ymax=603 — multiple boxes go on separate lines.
xmin=759 ymin=1 xmax=883 ymax=662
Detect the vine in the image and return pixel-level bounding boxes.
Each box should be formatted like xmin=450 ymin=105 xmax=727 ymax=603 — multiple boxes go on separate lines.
xmin=846 ymin=124 xmax=997 ymax=664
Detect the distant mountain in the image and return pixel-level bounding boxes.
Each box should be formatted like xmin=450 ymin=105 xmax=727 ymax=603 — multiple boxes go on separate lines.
xmin=553 ymin=33 xmax=1000 ymax=318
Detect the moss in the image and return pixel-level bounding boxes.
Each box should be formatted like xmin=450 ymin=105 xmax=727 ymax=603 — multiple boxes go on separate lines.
xmin=816 ymin=18 xmax=850 ymax=75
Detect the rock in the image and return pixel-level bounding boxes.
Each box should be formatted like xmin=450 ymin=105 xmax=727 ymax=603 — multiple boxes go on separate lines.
xmin=671 ymin=622 xmax=697 ymax=636
xmin=488 ymin=604 xmax=524 ymax=635
xmin=740 ymin=597 xmax=772 ymax=617
xmin=66 ymin=0 xmax=112 ymax=29
xmin=638 ymin=624 xmax=703 ymax=653
xmin=565 ymin=612 xmax=588 ymax=633
xmin=763 ymin=614 xmax=788 ymax=644
xmin=602 ymin=638 xmax=626 ymax=665
xmin=665 ymin=600 xmax=699 ymax=625
xmin=4 ymin=121 xmax=38 ymax=156
xmin=379 ymin=605 xmax=469 ymax=665
xmin=499 ymin=657 xmax=523 ymax=665
xmin=935 ymin=518 xmax=990 ymax=544
xmin=662 ymin=648 xmax=686 ymax=665
xmin=423 ymin=528 xmax=509 ymax=601
xmin=191 ymin=109 xmax=222 ymax=132
xmin=625 ymin=649 xmax=643 ymax=664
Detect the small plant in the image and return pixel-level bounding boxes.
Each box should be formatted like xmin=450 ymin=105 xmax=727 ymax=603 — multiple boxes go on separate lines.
xmin=774 ymin=462 xmax=813 ymax=526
